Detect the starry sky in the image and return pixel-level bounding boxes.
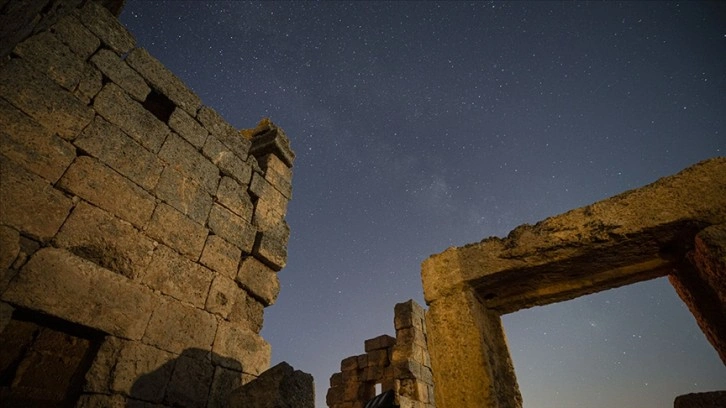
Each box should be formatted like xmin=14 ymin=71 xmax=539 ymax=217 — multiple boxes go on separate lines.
xmin=119 ymin=2 xmax=726 ymax=407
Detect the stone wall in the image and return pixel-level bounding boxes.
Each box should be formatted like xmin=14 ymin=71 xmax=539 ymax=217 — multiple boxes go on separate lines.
xmin=0 ymin=1 xmax=294 ymax=406
xmin=326 ymin=300 xmax=435 ymax=408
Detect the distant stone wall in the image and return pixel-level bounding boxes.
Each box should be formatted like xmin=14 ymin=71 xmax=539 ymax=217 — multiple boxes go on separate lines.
xmin=0 ymin=1 xmax=294 ymax=407
xmin=326 ymin=300 xmax=435 ymax=408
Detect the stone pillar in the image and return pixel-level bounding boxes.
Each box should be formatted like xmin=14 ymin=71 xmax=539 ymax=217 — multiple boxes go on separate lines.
xmin=426 ymin=289 xmax=521 ymax=408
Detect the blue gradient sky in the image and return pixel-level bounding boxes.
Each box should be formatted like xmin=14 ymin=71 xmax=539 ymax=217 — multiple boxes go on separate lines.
xmin=120 ymin=2 xmax=725 ymax=406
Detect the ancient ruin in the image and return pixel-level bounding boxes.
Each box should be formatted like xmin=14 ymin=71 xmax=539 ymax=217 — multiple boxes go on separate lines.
xmin=326 ymin=300 xmax=435 ymax=408
xmin=421 ymin=158 xmax=726 ymax=407
xmin=0 ymin=0 xmax=299 ymax=406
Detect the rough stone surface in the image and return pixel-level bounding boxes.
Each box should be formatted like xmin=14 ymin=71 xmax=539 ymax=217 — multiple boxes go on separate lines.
xmin=91 ymin=48 xmax=150 ymax=101
xmin=259 ymin=153 xmax=293 ymax=199
xmin=0 ymin=226 xmax=20 ymax=270
xmin=146 ymin=203 xmax=208 ymax=260
xmin=253 ymin=221 xmax=290 ymax=271
xmin=169 ymin=107 xmax=208 ymax=149
xmin=58 ymin=156 xmax=156 ymax=228
xmin=203 ymin=135 xmax=253 ymax=186
xmin=13 ymin=31 xmax=86 ymax=91
xmin=236 ymin=256 xmax=280 ymax=307
xmin=77 ymin=0 xmax=135 ymax=54
xmin=50 ymin=15 xmax=100 ymax=60
xmin=208 ymin=203 xmax=256 ymax=254
xmin=197 ymin=106 xmax=250 ymax=159
xmin=216 ymin=176 xmax=254 ymax=221
xmin=143 ymin=298 xmax=217 ymax=354
xmin=84 ymin=336 xmax=125 ymax=394
xmin=75 ymin=63 xmax=104 ymax=103
xmin=200 ymin=234 xmax=242 ymax=280
xmin=248 ymin=122 xmax=295 ymax=167
xmin=674 ymin=391 xmax=726 ymax=408
xmin=205 ymin=275 xmax=240 ymax=319
xmin=111 ymin=341 xmax=176 ymax=402
xmin=228 ymin=290 xmax=265 ymax=333
xmin=159 ymin=133 xmax=220 ymax=195
xmin=227 ymin=362 xmax=314 ymax=408
xmin=164 ymin=354 xmax=214 ymax=408
xmin=154 ymin=166 xmax=213 ymax=223
xmin=74 ymin=115 xmax=164 ymax=191
xmin=212 ymin=321 xmax=270 ymax=375
xmin=141 ymin=244 xmax=214 ymax=308
xmin=208 ymin=366 xmax=245 ymax=408
xmin=1 ymin=248 xmax=157 ymax=340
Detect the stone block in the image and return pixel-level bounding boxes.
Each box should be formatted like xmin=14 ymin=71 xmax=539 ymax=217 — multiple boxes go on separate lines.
xmin=0 ymin=98 xmax=75 ymax=183
xmin=365 ymin=335 xmax=396 ymax=352
xmin=91 ymin=48 xmax=150 ymax=101
xmin=0 ymin=226 xmax=20 ymax=270
xmin=367 ymin=349 xmax=389 ymax=367
xmin=227 ymin=362 xmax=314 ymax=408
xmin=158 ymin=133 xmax=220 ymax=194
xmin=58 ymin=156 xmax=156 ymax=228
xmin=126 ymin=48 xmax=201 ymax=114
xmin=77 ymin=0 xmax=135 ymax=54
xmin=203 ymin=135 xmax=253 ymax=185
xmin=2 ymin=248 xmax=157 ymax=340
xmin=50 ymin=15 xmax=100 ymax=60
xmin=84 ymin=336 xmax=124 ymax=394
xmin=75 ymin=63 xmax=103 ymax=103
xmin=111 ymin=341 xmax=176 ymax=402
xmin=395 ymin=327 xmax=427 ymax=349
xmin=94 ymin=83 xmax=170 ymax=153
xmin=165 ymin=354 xmax=214 ymax=408
xmin=236 ymin=256 xmax=280 ymax=307
xmin=253 ymin=221 xmax=290 ymax=271
xmin=253 ymin=195 xmax=290 ymax=232
xmin=212 ymin=321 xmax=270 ymax=375
xmin=197 ymin=106 xmax=251 ymax=159
xmin=341 ymin=356 xmax=359 ymax=372
xmin=249 ymin=125 xmax=294 ymax=167
xmin=154 ymin=166 xmax=213 ymax=223
xmin=206 ymin=274 xmax=239 ymax=319
xmin=54 ymin=201 xmax=155 ymax=280
xmin=0 ymin=158 xmax=73 ymax=242
xmin=228 ymin=290 xmax=264 ymax=333
xmin=208 ymin=366 xmax=244 ymax=408
xmin=143 ymin=297 xmax=217 ymax=354
xmin=394 ymin=300 xmax=426 ymax=331
xmin=329 ymin=372 xmax=343 ymax=387
xmin=169 ymin=107 xmax=208 ymax=149
xmin=394 ymin=360 xmax=423 ymax=380
xmin=216 ymin=176 xmax=254 ymax=221
xmin=141 ymin=244 xmax=214 ymax=308
xmin=208 ymin=203 xmax=256 ymax=254
xmin=146 ymin=203 xmax=208 ymax=260
xmin=13 ymin=31 xmax=85 ymax=91
xmin=74 ymin=115 xmax=164 ymax=191
xmin=259 ymin=153 xmax=292 ymax=199
xmin=0 ymin=58 xmax=93 ymax=139
xmin=200 ymin=235 xmax=242 ymax=280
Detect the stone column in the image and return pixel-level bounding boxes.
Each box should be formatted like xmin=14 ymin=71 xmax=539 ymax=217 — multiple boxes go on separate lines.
xmin=425 ymin=289 xmax=521 ymax=408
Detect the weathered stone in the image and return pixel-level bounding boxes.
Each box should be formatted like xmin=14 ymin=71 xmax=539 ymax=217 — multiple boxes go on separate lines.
xmin=208 ymin=366 xmax=244 ymax=408
xmin=250 ymin=172 xmax=289 ymax=231
xmin=94 ymin=83 xmax=170 ymax=153
xmin=84 ymin=336 xmax=125 ymax=394
xmin=216 ymin=176 xmax=254 ymax=221
xmin=141 ymin=244 xmax=214 ymax=308
xmin=154 ymin=166 xmax=213 ymax=223
xmin=13 ymin=31 xmax=85 ymax=91
xmin=126 ymin=48 xmax=201 ymax=114
xmin=228 ymin=290 xmax=264 ymax=333
xmin=76 ymin=393 xmax=127 ymax=408
xmin=206 ymin=275 xmax=239 ymax=319
xmin=158 ymin=133 xmax=220 ymax=195
xmin=253 ymin=221 xmax=290 ymax=271
xmin=2 ymin=248 xmax=157 ymax=340
xmin=75 ymin=63 xmax=103 ymax=103
xmin=111 ymin=341 xmax=176 ymax=402
xmin=0 ymin=58 xmax=94 ymax=139
xmin=208 ymin=203 xmax=256 ymax=254
xmin=212 ymin=321 xmax=270 ymax=375
xmin=146 ymin=203 xmax=208 ymax=260
xmin=248 ymin=122 xmax=294 ymax=167
xmin=236 ymin=256 xmax=280 ymax=307
xmin=203 ymin=135 xmax=253 ymax=186
xmin=143 ymin=297 xmax=217 ymax=354
xmin=259 ymin=153 xmax=292 ymax=199
xmin=0 ymin=226 xmax=20 ymax=270
xmin=200 ymin=235 xmax=242 ymax=280
xmin=394 ymin=300 xmax=426 ymax=331
xmin=0 ymin=157 xmax=73 ymax=242
xmin=169 ymin=107 xmax=208 ymax=149
xmin=365 ymin=335 xmax=396 ymax=352
xmin=77 ymin=0 xmax=135 ymax=54
xmin=197 ymin=106 xmax=251 ymax=159
xmin=58 ymin=156 xmax=156 ymax=228
xmin=91 ymin=48 xmax=150 ymax=101
xmin=50 ymin=15 xmax=100 ymax=60
xmin=74 ymin=115 xmax=163 ymax=191
xmin=227 ymin=362 xmax=315 ymax=408
xmin=0 ymin=98 xmax=75 ymax=183
xmin=54 ymin=201 xmax=155 ymax=280
xmin=674 ymin=391 xmax=726 ymax=408
xmin=165 ymin=354 xmax=215 ymax=408
xmin=341 ymin=356 xmax=358 ymax=372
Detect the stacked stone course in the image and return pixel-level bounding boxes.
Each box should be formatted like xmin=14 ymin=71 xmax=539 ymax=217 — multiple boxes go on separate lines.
xmin=326 ymin=300 xmax=435 ymax=408
xmin=0 ymin=1 xmax=294 ymax=406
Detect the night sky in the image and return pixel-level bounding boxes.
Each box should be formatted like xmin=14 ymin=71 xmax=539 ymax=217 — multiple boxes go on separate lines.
xmin=119 ymin=2 xmax=725 ymax=407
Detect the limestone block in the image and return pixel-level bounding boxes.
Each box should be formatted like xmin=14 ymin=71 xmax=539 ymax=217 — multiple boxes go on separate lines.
xmin=0 ymin=158 xmax=73 ymax=242
xmin=203 ymin=135 xmax=253 ymax=185
xmin=165 ymin=354 xmax=215 ymax=408
xmin=84 ymin=336 xmax=125 ymax=394
xmin=364 ymin=365 xmax=384 ymax=381
xmin=50 ymin=15 xmax=100 ymax=60
xmin=197 ymin=106 xmax=250 ymax=159
xmin=126 ymin=48 xmax=201 ymax=114
xmin=0 ymin=226 xmax=20 ymax=270
xmin=212 ymin=321 xmax=270 ymax=374
xmin=207 ymin=366 xmax=244 ymax=408
xmin=77 ymin=0 xmax=135 ymax=54
xmin=74 ymin=115 xmax=163 ymax=191
xmin=396 ymin=327 xmax=427 ymax=349
xmin=326 ymin=386 xmax=343 ymax=406
xmin=146 ymin=203 xmax=208 ymax=260
xmin=356 ymin=354 xmax=369 ymax=368
xmin=111 ymin=341 xmax=176 ymax=402
xmin=253 ymin=221 xmax=290 ymax=271
xmin=75 ymin=64 xmax=103 ymax=103
xmin=205 ymin=274 xmax=239 ymax=319
xmin=208 ymin=203 xmax=256 ymax=254
xmin=394 ymin=300 xmax=426 ymax=331
xmin=259 ymin=153 xmax=292 ymax=199
xmin=0 ymin=98 xmax=75 ymax=183
xmin=154 ymin=166 xmax=213 ymax=223
xmin=141 ymin=244 xmax=214 ymax=308
xmin=365 ymin=335 xmax=396 ymax=352
xmin=228 ymin=290 xmax=264 ymax=333
xmin=76 ymin=393 xmax=127 ymax=408
xmin=54 ymin=201 xmax=155 ymax=280
xmin=226 ymin=362 xmax=314 ymax=408
xmin=2 ymin=248 xmax=157 ymax=340
xmin=367 ymin=349 xmax=389 ymax=368
xmin=236 ymin=256 xmax=280 ymax=307
xmin=143 ymin=298 xmax=217 ymax=354
xmin=200 ymin=234 xmax=242 ymax=280
xmin=91 ymin=48 xmax=150 ymax=101
xmin=341 ymin=356 xmax=359 ymax=372
xmin=169 ymin=107 xmax=208 ymax=149
xmin=253 ymin=196 xmax=290 ymax=232
xmin=330 ymin=372 xmax=343 ymax=387
xmin=58 ymin=156 xmax=155 ymax=228
xmin=94 ymin=83 xmax=169 ymax=153
xmin=0 ymin=58 xmax=93 ymax=139
xmin=249 ymin=125 xmax=294 ymax=167
xmin=158 ymin=133 xmax=220 ymax=194
xmin=216 ymin=177 xmax=254 ymax=221
xmin=692 ymin=224 xmax=726 ymax=306
xmin=394 ymin=360 xmax=423 ymax=380
xmin=13 ymin=31 xmax=85 ymax=91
